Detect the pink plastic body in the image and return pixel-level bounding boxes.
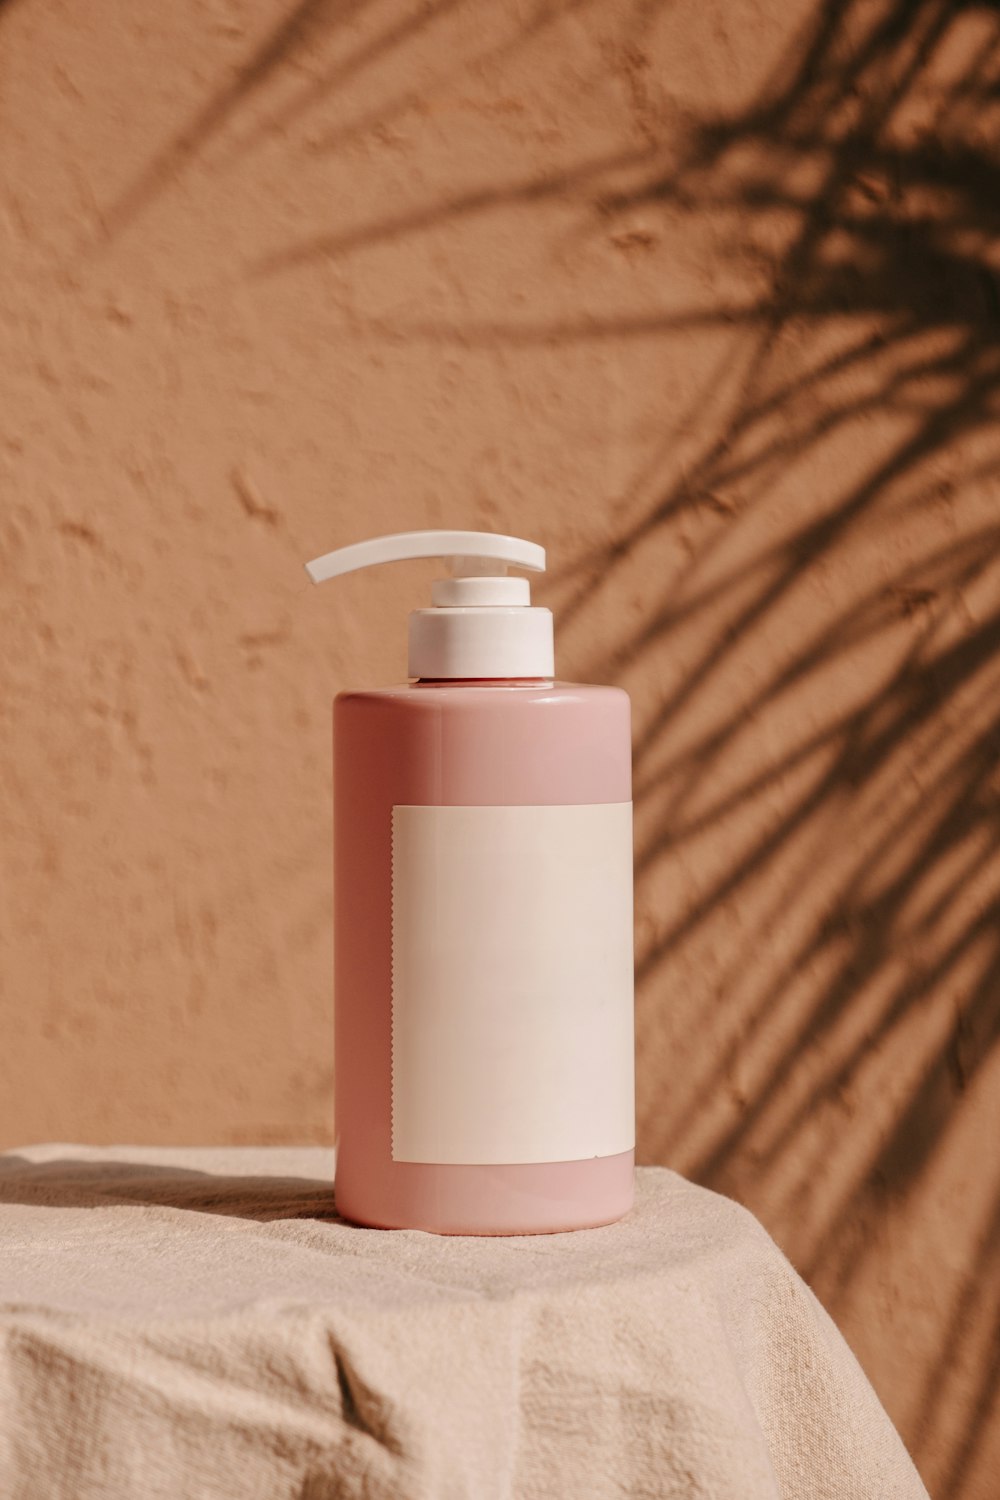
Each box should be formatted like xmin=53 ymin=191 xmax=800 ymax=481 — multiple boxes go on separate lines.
xmin=333 ymin=679 xmax=634 ymax=1234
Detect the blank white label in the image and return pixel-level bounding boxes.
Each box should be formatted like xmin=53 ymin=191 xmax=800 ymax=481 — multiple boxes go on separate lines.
xmin=391 ymin=803 xmax=635 ymax=1165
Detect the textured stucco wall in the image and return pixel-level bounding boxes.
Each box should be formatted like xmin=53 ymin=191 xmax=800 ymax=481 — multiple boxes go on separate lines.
xmin=2 ymin=1 xmax=999 ymax=1494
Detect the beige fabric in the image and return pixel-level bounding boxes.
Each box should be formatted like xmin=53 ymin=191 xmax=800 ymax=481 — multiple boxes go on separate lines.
xmin=0 ymin=1147 xmax=926 ymax=1500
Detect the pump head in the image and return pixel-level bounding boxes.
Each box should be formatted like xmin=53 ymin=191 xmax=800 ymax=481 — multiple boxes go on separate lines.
xmin=305 ymin=530 xmax=553 ymax=680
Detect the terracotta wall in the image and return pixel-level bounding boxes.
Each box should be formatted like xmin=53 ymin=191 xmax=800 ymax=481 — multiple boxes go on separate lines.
xmin=2 ymin=0 xmax=998 ymax=1493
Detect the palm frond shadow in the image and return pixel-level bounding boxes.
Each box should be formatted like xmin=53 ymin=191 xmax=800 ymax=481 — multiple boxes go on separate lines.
xmin=103 ymin=0 xmax=348 ymax=234
xmin=541 ymin=3 xmax=1000 ymax=1492
xmin=99 ymin=0 xmax=609 ymax=240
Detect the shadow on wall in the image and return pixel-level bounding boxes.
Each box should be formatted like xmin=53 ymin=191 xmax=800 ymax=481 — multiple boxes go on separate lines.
xmin=65 ymin=0 xmax=1000 ymax=1493
xmin=541 ymin=4 xmax=1000 ymax=1496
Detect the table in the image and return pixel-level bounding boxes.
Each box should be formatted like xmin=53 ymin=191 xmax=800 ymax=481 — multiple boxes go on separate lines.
xmin=0 ymin=1146 xmax=927 ymax=1499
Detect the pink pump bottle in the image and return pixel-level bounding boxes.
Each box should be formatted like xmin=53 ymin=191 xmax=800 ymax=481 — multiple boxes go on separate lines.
xmin=305 ymin=530 xmax=634 ymax=1234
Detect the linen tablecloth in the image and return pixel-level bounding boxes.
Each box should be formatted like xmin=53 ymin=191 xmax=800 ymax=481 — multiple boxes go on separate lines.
xmin=0 ymin=1145 xmax=927 ymax=1499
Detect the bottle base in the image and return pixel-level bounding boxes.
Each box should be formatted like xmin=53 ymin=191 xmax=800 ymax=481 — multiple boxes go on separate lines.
xmin=334 ymin=1151 xmax=635 ymax=1236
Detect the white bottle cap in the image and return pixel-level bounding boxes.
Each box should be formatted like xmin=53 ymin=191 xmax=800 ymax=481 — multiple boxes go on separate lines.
xmin=304 ymin=530 xmax=554 ymax=679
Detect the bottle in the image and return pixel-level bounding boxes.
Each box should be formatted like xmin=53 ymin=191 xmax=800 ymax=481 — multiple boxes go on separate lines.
xmin=305 ymin=530 xmax=634 ymax=1234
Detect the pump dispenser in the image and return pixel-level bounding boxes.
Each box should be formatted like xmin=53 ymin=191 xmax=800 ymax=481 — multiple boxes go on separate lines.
xmin=307 ymin=530 xmax=554 ymax=679
xmin=306 ymin=530 xmax=635 ymax=1234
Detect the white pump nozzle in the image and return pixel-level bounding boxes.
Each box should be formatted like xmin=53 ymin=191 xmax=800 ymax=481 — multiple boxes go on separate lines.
xmin=305 ymin=530 xmax=545 ymax=584
xmin=304 ymin=529 xmax=553 ymax=680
